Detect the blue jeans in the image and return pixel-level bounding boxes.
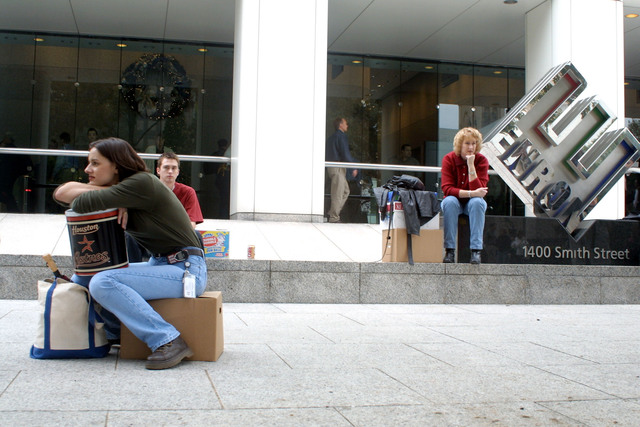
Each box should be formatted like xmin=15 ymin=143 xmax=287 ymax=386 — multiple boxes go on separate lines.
xmin=442 ymin=196 xmax=487 ymax=250
xmin=72 ymin=247 xmax=207 ymax=352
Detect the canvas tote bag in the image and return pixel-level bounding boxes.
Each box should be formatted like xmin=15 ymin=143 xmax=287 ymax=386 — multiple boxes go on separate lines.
xmin=30 ymin=278 xmax=110 ymax=359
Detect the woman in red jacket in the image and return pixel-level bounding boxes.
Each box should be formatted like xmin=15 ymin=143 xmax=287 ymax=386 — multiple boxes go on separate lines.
xmin=440 ymin=127 xmax=489 ymax=264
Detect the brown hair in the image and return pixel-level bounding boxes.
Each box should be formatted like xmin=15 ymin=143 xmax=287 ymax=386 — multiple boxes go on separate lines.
xmin=89 ymin=138 xmax=147 ymax=181
xmin=333 ymin=117 xmax=345 ymax=131
xmin=453 ymin=127 xmax=483 ymax=155
xmin=157 ymin=152 xmax=180 ymax=168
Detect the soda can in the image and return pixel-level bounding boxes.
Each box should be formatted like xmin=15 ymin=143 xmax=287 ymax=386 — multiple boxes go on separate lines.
xmin=247 ymin=245 xmax=255 ymax=259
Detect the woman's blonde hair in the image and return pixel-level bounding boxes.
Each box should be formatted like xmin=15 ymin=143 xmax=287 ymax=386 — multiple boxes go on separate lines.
xmin=453 ymin=127 xmax=483 ymax=155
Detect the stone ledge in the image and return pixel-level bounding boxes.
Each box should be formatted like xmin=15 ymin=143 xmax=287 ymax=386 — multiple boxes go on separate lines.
xmin=2 ymin=255 xmax=639 ymax=304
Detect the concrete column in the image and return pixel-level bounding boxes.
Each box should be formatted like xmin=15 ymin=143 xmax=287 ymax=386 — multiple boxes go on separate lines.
xmin=230 ymin=0 xmax=328 ymax=222
xmin=525 ymin=0 xmax=626 ymax=220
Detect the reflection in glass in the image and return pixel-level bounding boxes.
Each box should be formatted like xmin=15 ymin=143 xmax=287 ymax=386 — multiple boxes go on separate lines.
xmin=326 ymin=55 xmax=526 ymax=221
xmin=0 ymin=31 xmax=233 ymax=217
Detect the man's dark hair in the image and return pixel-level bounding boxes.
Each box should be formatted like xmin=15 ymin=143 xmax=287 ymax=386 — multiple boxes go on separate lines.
xmin=333 ymin=117 xmax=345 ymax=131
xmin=157 ymin=152 xmax=180 ymax=168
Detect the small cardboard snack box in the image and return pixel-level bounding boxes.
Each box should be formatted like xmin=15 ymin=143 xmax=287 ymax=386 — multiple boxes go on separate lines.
xmin=120 ymin=291 xmax=224 ymax=362
xmin=198 ymin=230 xmax=229 ymax=258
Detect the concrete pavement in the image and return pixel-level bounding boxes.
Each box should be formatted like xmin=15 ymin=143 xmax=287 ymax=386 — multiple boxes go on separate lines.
xmin=2 ymin=300 xmax=639 ymax=426
xmin=0 ymin=213 xmax=383 ymax=262
xmin=2 ymin=213 xmax=640 ymax=425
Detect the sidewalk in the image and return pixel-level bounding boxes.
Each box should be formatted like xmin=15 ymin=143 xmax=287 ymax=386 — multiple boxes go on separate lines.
xmin=2 ymin=300 xmax=639 ymax=426
xmin=0 ymin=213 xmax=383 ymax=262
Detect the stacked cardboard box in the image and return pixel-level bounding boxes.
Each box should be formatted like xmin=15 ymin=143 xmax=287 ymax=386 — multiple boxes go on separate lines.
xmin=381 ymin=204 xmax=443 ymax=263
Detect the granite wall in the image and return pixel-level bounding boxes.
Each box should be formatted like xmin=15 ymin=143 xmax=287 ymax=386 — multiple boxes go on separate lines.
xmin=2 ymin=255 xmax=639 ymax=304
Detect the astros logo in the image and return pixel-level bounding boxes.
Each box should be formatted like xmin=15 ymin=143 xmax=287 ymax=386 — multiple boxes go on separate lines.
xmin=77 ymin=235 xmax=95 ymax=253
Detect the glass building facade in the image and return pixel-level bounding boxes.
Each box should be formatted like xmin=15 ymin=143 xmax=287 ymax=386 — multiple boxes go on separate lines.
xmin=1 ymin=30 xmax=639 ymax=220
xmin=325 ymin=55 xmax=527 ymax=222
xmin=0 ymin=31 xmax=233 ymax=217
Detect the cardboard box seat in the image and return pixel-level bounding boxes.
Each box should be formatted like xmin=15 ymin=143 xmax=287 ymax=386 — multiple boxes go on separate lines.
xmin=120 ymin=291 xmax=224 ymax=362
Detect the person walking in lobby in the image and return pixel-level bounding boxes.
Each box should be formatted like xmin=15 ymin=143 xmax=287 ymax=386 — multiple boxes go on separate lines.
xmin=440 ymin=127 xmax=489 ymax=264
xmin=325 ymin=117 xmax=358 ymax=223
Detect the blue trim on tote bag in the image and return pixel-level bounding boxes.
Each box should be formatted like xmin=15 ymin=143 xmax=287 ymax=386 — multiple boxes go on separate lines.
xmin=30 ymin=278 xmax=110 ymax=359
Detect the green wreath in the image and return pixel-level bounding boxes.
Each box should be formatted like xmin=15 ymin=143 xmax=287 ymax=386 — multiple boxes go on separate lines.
xmin=120 ymin=53 xmax=191 ymax=120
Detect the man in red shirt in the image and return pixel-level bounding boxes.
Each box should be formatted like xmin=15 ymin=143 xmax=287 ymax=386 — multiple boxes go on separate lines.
xmin=157 ymin=153 xmax=204 ymax=228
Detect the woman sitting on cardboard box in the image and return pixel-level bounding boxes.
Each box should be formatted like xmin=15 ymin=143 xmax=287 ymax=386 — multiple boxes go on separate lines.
xmin=440 ymin=127 xmax=489 ymax=265
xmin=54 ymin=137 xmax=207 ymax=370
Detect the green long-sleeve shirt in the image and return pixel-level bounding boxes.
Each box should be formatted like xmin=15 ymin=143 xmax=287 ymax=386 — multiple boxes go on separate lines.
xmin=71 ymin=172 xmax=201 ymax=254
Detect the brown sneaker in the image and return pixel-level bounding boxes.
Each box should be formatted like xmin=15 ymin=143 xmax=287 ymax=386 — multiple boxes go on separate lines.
xmin=145 ymin=336 xmax=194 ymax=370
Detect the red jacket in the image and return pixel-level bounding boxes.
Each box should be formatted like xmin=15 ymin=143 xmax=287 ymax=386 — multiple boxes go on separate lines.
xmin=441 ymin=151 xmax=489 ymax=198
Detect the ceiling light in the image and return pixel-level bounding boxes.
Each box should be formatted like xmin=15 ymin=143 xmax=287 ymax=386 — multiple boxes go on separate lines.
xmin=424 ymin=65 xmax=434 ymax=70
xmin=504 ymin=0 xmax=517 ymax=4
xmin=352 ymin=60 xmax=362 ymax=64
xmin=626 ymin=13 xmax=639 ymax=19
xmin=116 ymin=43 xmax=127 ymax=48
xmin=493 ymin=70 xmax=503 ymax=75
xmin=198 ymin=48 xmax=208 ymax=52
xmin=34 ymin=37 xmax=44 ymax=42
